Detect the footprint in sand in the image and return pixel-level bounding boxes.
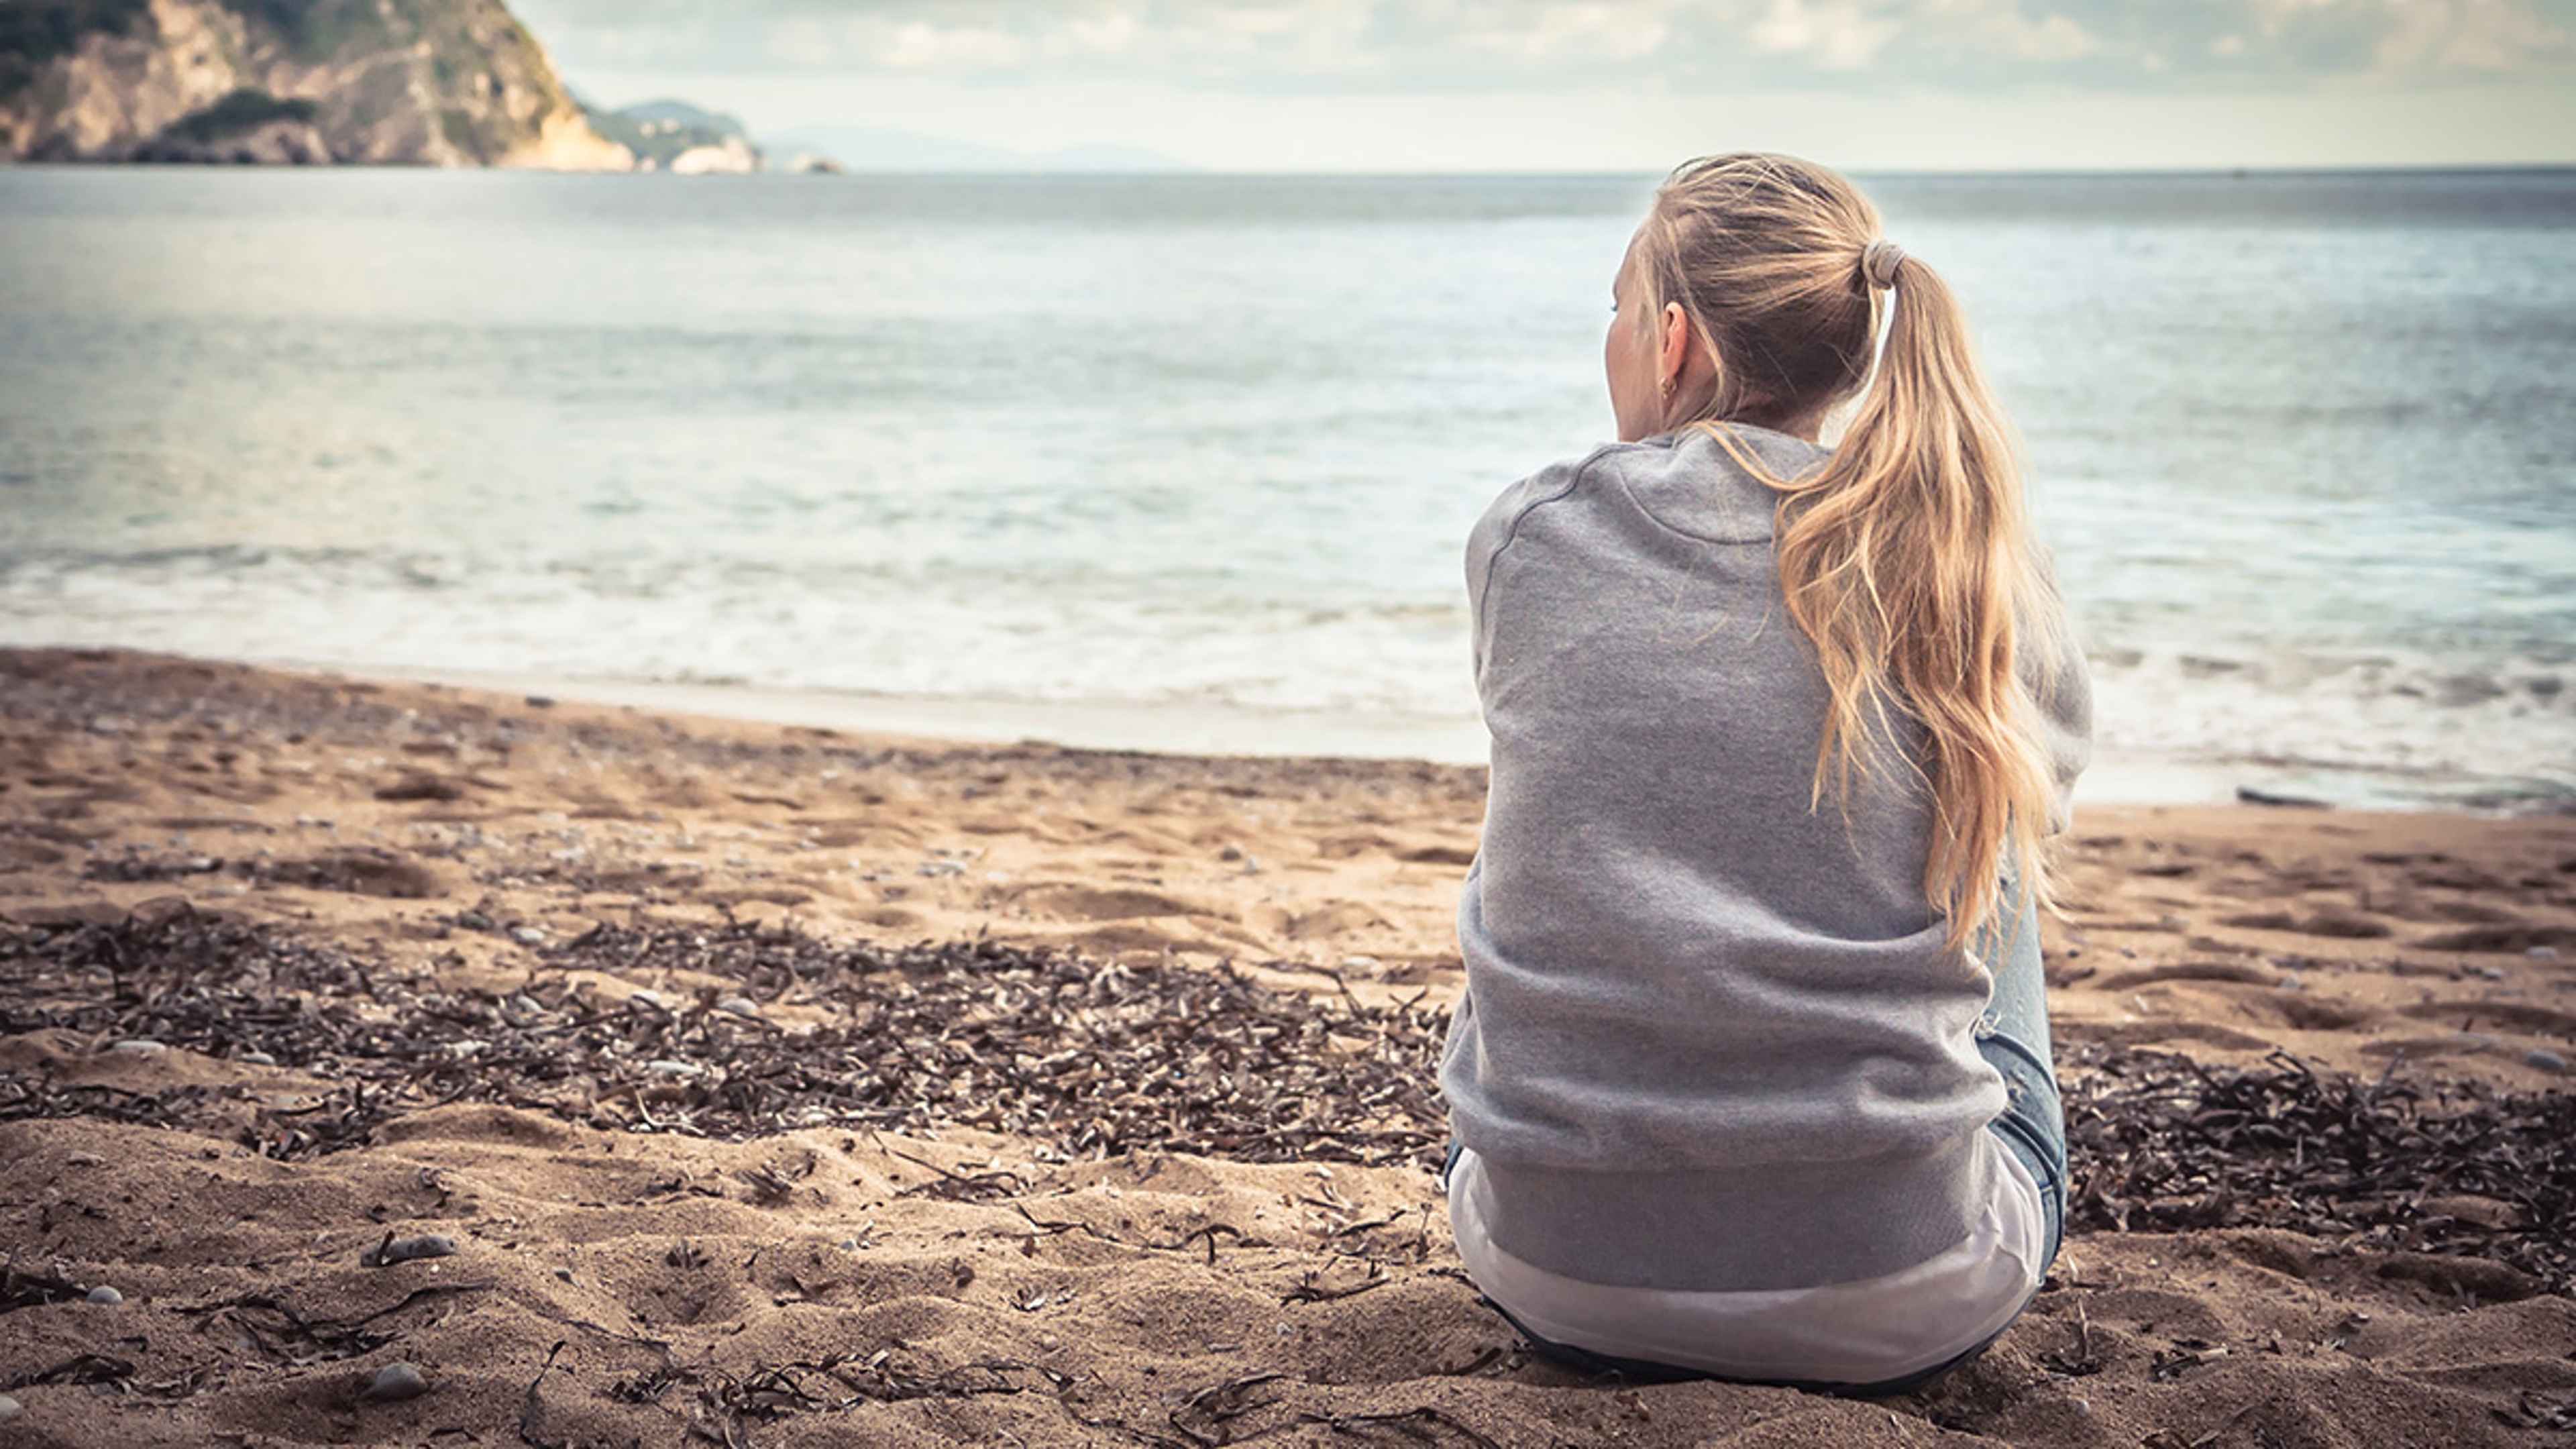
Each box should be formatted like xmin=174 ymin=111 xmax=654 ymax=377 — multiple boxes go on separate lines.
xmin=2091 ymin=961 xmax=2282 ymax=992
xmin=2415 ymin=922 xmax=2573 ymax=953
xmin=2221 ymin=907 xmax=2393 ymax=940
xmin=1005 ymin=883 xmax=1220 ymax=923
xmin=1259 ymin=900 xmax=1399 ymax=941
xmin=260 ymin=848 xmax=445 ymax=900
xmin=2063 ymin=1018 xmax=2276 ymax=1053
xmin=0 ymin=839 xmax=66 ymax=871
xmin=2396 ymin=1000 xmax=2576 ymax=1036
xmin=2264 ymin=995 xmax=2383 ymax=1032
xmin=2391 ymin=898 xmax=2530 ymax=926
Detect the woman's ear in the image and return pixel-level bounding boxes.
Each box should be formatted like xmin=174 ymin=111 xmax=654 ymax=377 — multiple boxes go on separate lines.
xmin=1660 ymin=301 xmax=1693 ymax=389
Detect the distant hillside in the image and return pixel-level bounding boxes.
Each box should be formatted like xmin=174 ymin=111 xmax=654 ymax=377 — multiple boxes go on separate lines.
xmin=0 ymin=0 xmax=631 ymax=166
xmin=582 ymin=97 xmax=757 ymax=174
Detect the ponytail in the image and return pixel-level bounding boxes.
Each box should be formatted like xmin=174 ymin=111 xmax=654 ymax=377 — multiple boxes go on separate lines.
xmin=1769 ymin=252 xmax=2064 ymax=953
xmin=1640 ymin=154 xmax=2065 ymax=954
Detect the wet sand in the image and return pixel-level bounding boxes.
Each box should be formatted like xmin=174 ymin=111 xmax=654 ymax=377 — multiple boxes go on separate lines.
xmin=3 ymin=647 xmax=2571 ymax=1446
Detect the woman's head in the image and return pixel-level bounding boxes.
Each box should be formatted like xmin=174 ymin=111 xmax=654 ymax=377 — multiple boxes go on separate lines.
xmin=1611 ymin=153 xmax=1887 ymax=441
xmin=1618 ymin=152 xmax=2069 ymax=955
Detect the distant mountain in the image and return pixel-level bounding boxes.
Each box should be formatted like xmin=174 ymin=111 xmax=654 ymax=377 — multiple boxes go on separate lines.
xmin=0 ymin=0 xmax=630 ymax=166
xmin=759 ymin=124 xmax=1189 ymax=174
xmin=583 ymin=97 xmax=756 ymax=174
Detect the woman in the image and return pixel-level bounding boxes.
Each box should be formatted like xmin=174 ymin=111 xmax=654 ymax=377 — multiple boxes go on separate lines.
xmin=1440 ymin=153 xmax=2092 ymax=1393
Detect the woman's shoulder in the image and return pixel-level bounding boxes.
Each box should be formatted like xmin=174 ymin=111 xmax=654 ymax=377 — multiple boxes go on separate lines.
xmin=1488 ymin=426 xmax=1827 ymax=549
xmin=1474 ymin=426 xmax=1834 ymax=565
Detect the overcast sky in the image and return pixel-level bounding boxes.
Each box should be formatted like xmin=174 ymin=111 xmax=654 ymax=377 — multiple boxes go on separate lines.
xmin=506 ymin=0 xmax=2576 ymax=171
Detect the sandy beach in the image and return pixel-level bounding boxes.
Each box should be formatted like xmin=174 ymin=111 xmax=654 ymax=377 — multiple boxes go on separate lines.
xmin=3 ymin=645 xmax=2571 ymax=1447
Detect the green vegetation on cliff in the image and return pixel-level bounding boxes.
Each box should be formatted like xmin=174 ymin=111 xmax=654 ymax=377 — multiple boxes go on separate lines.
xmin=227 ymin=0 xmax=377 ymax=64
xmin=160 ymin=86 xmax=314 ymax=142
xmin=0 ymin=0 xmax=152 ymax=97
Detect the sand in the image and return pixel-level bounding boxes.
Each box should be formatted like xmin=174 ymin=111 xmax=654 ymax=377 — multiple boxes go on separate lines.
xmin=2 ymin=646 xmax=2571 ymax=1448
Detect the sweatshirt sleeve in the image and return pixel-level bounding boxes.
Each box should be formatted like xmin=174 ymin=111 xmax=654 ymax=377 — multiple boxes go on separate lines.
xmin=1464 ymin=453 xmax=1598 ymax=684
xmin=2024 ymin=594 xmax=2094 ymax=835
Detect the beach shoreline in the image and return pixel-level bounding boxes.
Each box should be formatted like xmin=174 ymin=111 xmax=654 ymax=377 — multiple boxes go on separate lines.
xmin=3 ymin=645 xmax=2571 ymax=1446
xmin=72 ymin=645 xmax=2553 ymax=814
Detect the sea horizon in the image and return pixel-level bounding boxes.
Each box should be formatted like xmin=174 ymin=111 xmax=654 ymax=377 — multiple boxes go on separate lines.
xmin=4 ymin=166 xmax=2569 ymax=813
xmin=12 ymin=159 xmax=2576 ymax=177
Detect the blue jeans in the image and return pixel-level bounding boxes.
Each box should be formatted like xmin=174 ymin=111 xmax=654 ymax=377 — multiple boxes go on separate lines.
xmin=1450 ymin=883 xmax=2068 ymax=1395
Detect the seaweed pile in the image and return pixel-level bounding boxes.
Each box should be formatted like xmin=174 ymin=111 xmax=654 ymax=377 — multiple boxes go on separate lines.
xmin=3 ymin=908 xmax=2568 ymax=1293
xmin=2067 ymin=1047 xmax=2574 ymax=1293
xmin=0 ymin=907 xmax=1447 ymax=1168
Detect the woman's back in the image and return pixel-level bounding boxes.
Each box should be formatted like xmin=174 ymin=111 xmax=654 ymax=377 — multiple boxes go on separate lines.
xmin=1442 ymin=423 xmax=2090 ymax=1294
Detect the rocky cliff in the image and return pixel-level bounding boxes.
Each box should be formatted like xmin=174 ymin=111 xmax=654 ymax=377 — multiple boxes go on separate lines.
xmin=0 ymin=0 xmax=631 ymax=167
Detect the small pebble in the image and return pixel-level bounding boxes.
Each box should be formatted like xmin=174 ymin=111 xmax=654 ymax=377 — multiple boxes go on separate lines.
xmin=0 ymin=1394 xmax=20 ymax=1419
xmin=240 ymin=1050 xmax=276 ymax=1067
xmin=508 ymin=926 xmax=547 ymax=947
xmin=2528 ymin=945 xmax=2561 ymax=961
xmin=456 ymin=909 xmax=496 ymax=931
xmin=2454 ymin=1032 xmax=2501 ymax=1051
xmin=360 ymin=1361 xmax=429 ymax=1403
xmin=645 ymin=1059 xmax=702 ymax=1077
xmin=109 ymin=1039 xmax=169 ymax=1055
xmin=2277 ymin=971 xmax=2304 ymax=991
xmin=716 ymin=997 xmax=760 ymax=1017
xmin=1036 ymin=1331 xmax=1063 ymax=1352
xmin=86 ymin=1285 xmax=123 ymax=1305
xmin=2525 ymin=1050 xmax=2568 ymax=1074
xmin=65 ymin=1151 xmax=103 ymax=1167
xmin=362 ymin=1233 xmax=460 ymax=1267
xmin=2477 ymin=965 xmax=2507 ymax=980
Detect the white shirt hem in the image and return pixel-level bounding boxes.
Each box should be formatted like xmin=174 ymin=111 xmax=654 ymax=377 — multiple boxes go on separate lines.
xmin=1448 ymin=1135 xmax=2046 ymax=1385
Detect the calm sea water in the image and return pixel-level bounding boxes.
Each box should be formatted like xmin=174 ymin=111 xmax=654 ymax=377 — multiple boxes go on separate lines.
xmin=1 ymin=168 xmax=2571 ymax=807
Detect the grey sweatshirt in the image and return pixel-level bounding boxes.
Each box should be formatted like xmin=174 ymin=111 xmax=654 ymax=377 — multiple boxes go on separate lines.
xmin=1440 ymin=425 xmax=2092 ymax=1293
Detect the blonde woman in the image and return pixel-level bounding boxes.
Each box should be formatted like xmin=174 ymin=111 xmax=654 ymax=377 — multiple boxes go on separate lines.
xmin=1440 ymin=154 xmax=2092 ymax=1392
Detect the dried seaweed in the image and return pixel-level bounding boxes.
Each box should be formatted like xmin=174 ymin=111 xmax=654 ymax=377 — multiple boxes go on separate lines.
xmin=4 ymin=1352 xmax=136 ymax=1391
xmin=1293 ymin=1406 xmax=1507 ymax=1447
xmin=0 ymin=1263 xmax=91 ymax=1313
xmin=5 ymin=908 xmax=2569 ymax=1299
xmin=2065 ymin=1049 xmax=2576 ymax=1293
xmin=575 ymin=1348 xmax=1065 ymax=1448
xmin=0 ymin=910 xmax=1448 ymax=1169
xmin=178 ymin=1281 xmax=494 ymax=1366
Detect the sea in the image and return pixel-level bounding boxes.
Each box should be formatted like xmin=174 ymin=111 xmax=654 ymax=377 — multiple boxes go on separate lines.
xmin=1 ymin=167 xmax=2571 ymax=810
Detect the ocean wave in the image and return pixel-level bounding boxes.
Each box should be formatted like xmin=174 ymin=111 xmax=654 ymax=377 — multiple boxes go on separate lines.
xmin=3 ymin=547 xmax=2569 ymax=805
xmin=2086 ymin=647 xmax=2573 ymax=790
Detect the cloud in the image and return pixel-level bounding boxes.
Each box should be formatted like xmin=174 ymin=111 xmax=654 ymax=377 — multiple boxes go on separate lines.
xmin=510 ymin=0 xmax=2576 ymax=93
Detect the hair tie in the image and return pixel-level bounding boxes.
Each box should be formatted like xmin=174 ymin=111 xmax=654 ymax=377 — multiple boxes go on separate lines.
xmin=1862 ymin=239 xmax=1907 ymax=290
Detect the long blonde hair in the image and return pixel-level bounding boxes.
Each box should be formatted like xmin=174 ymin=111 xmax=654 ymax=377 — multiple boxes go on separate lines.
xmin=1632 ymin=153 xmax=2066 ymax=951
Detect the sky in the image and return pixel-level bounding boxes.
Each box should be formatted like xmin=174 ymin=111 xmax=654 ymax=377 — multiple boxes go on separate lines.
xmin=504 ymin=0 xmax=2576 ymax=172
